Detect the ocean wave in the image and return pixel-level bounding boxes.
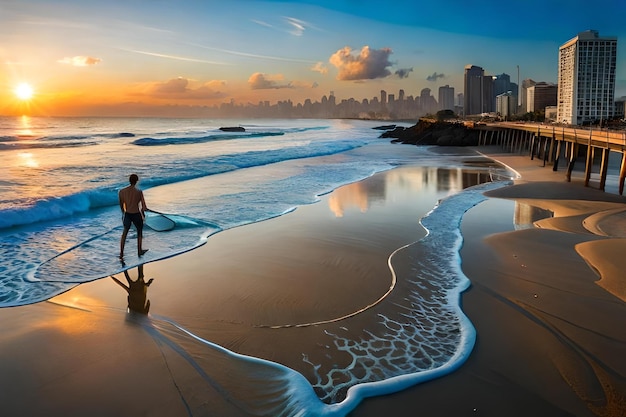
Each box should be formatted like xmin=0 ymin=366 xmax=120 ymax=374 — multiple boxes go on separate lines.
xmin=0 ymin=132 xmax=135 ymax=150
xmin=281 ymin=125 xmax=329 ymax=133
xmin=0 ymin=189 xmax=117 ymax=229
xmin=0 ymin=141 xmax=98 ymax=150
xmin=132 ymin=131 xmax=285 ymax=146
xmin=28 ymin=215 xmax=219 ymax=285
xmin=0 ymin=135 xmax=21 ymax=142
xmin=0 ymin=139 xmax=364 ymax=230
xmin=40 ymin=132 xmax=135 ymax=141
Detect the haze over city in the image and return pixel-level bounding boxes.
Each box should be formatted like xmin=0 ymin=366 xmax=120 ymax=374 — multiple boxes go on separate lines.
xmin=2 ymin=0 xmax=625 ymax=117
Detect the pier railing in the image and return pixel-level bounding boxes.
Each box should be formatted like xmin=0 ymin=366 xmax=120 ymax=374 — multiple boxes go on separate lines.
xmin=475 ymin=122 xmax=626 ymax=194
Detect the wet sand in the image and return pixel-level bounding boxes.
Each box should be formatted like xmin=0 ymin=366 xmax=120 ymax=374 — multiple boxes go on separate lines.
xmin=0 ymin=147 xmax=625 ymax=416
xmin=351 ymin=148 xmax=626 ymax=417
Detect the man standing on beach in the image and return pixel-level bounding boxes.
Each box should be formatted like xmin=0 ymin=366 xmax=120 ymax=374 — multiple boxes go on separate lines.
xmin=119 ymin=173 xmax=149 ymax=259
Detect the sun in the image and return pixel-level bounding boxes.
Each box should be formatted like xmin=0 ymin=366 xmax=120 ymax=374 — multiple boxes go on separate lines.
xmin=14 ymin=83 xmax=34 ymax=101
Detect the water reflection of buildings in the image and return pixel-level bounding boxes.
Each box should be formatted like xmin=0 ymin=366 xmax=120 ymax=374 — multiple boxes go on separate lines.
xmin=328 ymin=166 xmax=495 ymax=217
xmin=111 ymin=264 xmax=153 ymax=315
xmin=513 ymin=202 xmax=553 ymax=229
xmin=328 ymin=175 xmax=386 ymax=216
xmin=434 ymin=167 xmax=492 ymax=192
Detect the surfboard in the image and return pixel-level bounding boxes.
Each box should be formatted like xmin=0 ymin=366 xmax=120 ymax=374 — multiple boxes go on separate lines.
xmin=29 ymin=213 xmax=221 ymax=284
xmin=145 ymin=211 xmax=176 ymax=231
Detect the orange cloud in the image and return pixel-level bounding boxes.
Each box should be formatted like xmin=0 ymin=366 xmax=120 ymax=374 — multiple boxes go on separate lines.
xmin=58 ymin=56 xmax=101 ymax=66
xmin=329 ymin=46 xmax=393 ymax=81
xmin=143 ymin=77 xmax=228 ymax=100
xmin=248 ymin=73 xmax=292 ymax=89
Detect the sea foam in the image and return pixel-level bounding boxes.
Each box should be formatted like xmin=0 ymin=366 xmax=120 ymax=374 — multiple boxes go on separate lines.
xmin=128 ymin=180 xmax=511 ymax=416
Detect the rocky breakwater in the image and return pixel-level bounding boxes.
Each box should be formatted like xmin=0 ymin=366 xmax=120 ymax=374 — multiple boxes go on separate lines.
xmin=380 ymin=119 xmax=479 ymax=146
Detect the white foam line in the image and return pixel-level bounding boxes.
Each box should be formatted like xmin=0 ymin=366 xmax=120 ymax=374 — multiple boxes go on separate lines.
xmin=256 ymin=244 xmax=407 ymax=329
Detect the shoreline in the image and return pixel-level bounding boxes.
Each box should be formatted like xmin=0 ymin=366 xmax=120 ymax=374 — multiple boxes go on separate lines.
xmin=0 ymin=146 xmax=624 ymax=416
xmin=352 ymin=147 xmax=626 ymax=416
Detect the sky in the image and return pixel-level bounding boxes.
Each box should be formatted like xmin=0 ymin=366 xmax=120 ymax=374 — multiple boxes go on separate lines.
xmin=2 ymin=0 xmax=625 ymax=117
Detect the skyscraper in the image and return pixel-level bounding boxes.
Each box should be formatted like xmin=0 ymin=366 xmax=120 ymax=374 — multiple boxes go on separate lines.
xmin=438 ymin=85 xmax=455 ymax=111
xmin=520 ymin=79 xmax=536 ymax=114
xmin=420 ymin=88 xmax=437 ymax=115
xmin=496 ymin=92 xmax=516 ymax=119
xmin=493 ymin=73 xmax=511 ymax=96
xmin=493 ymin=73 xmax=518 ymax=112
xmin=527 ymin=82 xmax=557 ymax=113
xmin=464 ymin=65 xmax=493 ymax=116
xmin=557 ymin=30 xmax=618 ymax=125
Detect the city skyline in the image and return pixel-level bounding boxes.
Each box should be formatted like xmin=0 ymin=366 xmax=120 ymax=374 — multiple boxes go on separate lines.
xmin=2 ymin=0 xmax=625 ymax=117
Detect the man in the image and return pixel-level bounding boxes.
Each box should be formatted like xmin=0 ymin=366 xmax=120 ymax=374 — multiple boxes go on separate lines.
xmin=119 ymin=173 xmax=148 ymax=258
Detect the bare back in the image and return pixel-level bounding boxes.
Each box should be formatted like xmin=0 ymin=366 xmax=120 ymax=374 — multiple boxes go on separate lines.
xmin=118 ymin=185 xmax=145 ymax=214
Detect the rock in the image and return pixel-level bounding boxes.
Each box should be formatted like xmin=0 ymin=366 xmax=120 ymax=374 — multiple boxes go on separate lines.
xmin=380 ymin=119 xmax=479 ymax=146
xmin=220 ymin=126 xmax=245 ymax=132
xmin=372 ymin=124 xmax=397 ymax=130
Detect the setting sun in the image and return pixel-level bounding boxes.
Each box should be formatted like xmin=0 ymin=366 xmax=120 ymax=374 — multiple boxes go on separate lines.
xmin=14 ymin=83 xmax=34 ymax=100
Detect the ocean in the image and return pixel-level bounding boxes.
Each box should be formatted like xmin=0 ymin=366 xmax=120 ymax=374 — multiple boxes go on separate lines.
xmin=0 ymin=116 xmax=516 ymax=414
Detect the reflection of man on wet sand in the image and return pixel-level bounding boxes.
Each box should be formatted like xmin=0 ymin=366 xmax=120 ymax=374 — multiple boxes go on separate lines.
xmin=111 ymin=264 xmax=153 ymax=314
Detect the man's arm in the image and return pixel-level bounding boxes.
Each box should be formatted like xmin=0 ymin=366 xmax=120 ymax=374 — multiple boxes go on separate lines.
xmin=118 ymin=189 xmax=125 ymax=212
xmin=140 ymin=190 xmax=148 ymax=213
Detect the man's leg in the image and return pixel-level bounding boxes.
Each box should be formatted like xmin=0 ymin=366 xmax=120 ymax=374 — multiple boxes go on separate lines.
xmin=136 ymin=219 xmax=148 ymax=256
xmin=120 ymin=227 xmax=129 ymax=258
xmin=137 ymin=231 xmax=144 ymax=256
xmin=138 ymin=237 xmax=148 ymax=256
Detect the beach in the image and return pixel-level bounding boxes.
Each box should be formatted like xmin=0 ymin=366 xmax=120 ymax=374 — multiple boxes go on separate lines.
xmin=1 ymin=145 xmax=625 ymax=416
xmin=352 ymin=148 xmax=626 ymax=417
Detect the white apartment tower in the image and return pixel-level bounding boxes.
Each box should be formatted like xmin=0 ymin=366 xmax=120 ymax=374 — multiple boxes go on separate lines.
xmin=557 ymin=30 xmax=618 ymax=125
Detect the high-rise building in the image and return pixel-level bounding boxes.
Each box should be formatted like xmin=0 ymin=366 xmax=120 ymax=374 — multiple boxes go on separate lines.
xmin=557 ymin=30 xmax=618 ymax=125
xmin=464 ymin=65 xmax=494 ymax=115
xmin=493 ymin=73 xmax=509 ymax=95
xmin=493 ymin=73 xmax=518 ymax=112
xmin=527 ymin=82 xmax=557 ymax=112
xmin=438 ymin=85 xmax=455 ymax=111
xmin=420 ymin=88 xmax=437 ymax=115
xmin=616 ymin=96 xmax=626 ymax=119
xmin=496 ymin=92 xmax=516 ymax=119
xmin=520 ymin=79 xmax=536 ymax=114
xmin=380 ymin=90 xmax=387 ymax=110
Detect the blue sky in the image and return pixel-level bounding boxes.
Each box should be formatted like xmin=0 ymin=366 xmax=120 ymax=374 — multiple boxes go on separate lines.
xmin=1 ymin=0 xmax=625 ymax=116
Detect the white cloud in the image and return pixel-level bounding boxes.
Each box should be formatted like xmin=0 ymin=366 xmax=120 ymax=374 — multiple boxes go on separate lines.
xmin=252 ymin=19 xmax=271 ymax=28
xmin=58 ymin=55 xmax=101 ymax=67
xmin=311 ymin=62 xmax=328 ymax=75
xmin=285 ymin=17 xmax=306 ymax=36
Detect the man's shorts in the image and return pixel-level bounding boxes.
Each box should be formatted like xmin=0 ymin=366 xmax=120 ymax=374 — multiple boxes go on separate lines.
xmin=123 ymin=212 xmax=144 ymax=232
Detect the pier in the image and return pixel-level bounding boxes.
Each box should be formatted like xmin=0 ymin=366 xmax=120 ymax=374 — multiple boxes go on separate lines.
xmin=476 ymin=122 xmax=626 ymax=194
